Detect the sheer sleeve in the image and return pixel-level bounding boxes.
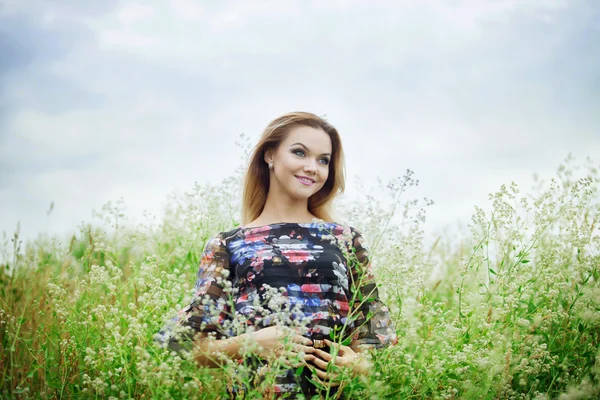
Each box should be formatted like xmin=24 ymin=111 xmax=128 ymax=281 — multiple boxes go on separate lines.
xmin=346 ymin=227 xmax=397 ymax=349
xmin=155 ymin=232 xmax=233 ymax=353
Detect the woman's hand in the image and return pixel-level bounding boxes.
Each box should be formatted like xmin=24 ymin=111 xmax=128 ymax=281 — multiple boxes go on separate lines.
xmin=307 ymin=339 xmax=371 ymax=386
xmin=246 ymin=326 xmax=314 ymax=367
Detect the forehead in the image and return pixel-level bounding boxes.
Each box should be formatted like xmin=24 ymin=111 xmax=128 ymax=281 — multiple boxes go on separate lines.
xmin=282 ymin=125 xmax=332 ymax=152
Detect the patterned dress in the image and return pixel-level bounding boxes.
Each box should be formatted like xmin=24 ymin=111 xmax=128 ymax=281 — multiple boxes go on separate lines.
xmin=156 ymin=221 xmax=396 ymax=398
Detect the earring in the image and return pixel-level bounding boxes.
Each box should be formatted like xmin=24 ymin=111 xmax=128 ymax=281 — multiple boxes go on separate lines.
xmin=268 ymin=162 xmax=273 ymax=170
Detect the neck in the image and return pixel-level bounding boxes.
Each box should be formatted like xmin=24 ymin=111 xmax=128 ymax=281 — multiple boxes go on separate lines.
xmin=258 ymin=185 xmax=314 ymax=223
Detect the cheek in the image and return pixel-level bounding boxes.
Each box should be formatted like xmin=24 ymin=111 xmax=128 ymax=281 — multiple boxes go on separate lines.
xmin=320 ymin=167 xmax=330 ymax=182
xmin=285 ymin=156 xmax=303 ymax=169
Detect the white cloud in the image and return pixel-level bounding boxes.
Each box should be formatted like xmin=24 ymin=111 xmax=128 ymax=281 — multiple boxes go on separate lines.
xmin=168 ymin=0 xmax=206 ymax=20
xmin=116 ymin=2 xmax=154 ymax=25
xmin=1 ymin=0 xmax=598 ymax=243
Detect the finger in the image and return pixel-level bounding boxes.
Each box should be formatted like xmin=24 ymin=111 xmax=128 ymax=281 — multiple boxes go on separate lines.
xmin=308 ymin=361 xmax=338 ymax=377
xmin=313 ymin=352 xmax=350 ymax=370
xmin=307 ymin=364 xmax=343 ymax=385
xmin=330 ymin=355 xmax=351 ymax=368
xmin=310 ymin=355 xmax=329 ymax=370
xmin=324 ymin=339 xmax=342 ymax=355
xmin=307 ymin=369 xmax=327 ymax=387
xmin=280 ymin=356 xmax=300 ymax=368
xmin=339 ymin=346 xmax=355 ymax=356
xmin=293 ymin=344 xmax=315 ymax=354
xmin=310 ymin=374 xmax=341 ymax=389
xmin=283 ymin=351 xmax=317 ymax=363
xmin=326 ymin=339 xmax=354 ymax=356
xmin=311 ymin=365 xmax=329 ymax=380
xmin=324 ymin=339 xmax=347 ymax=352
xmin=294 ymin=335 xmax=313 ymax=346
xmin=309 ymin=366 xmax=341 ymax=386
xmin=313 ymin=348 xmax=333 ymax=362
xmin=279 ymin=351 xmax=308 ymax=368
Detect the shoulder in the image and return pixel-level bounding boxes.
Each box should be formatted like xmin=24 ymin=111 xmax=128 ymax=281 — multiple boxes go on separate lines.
xmin=332 ymin=222 xmax=363 ymax=235
xmin=345 ymin=226 xmax=372 ymax=260
xmin=203 ymin=226 xmax=250 ymax=253
xmin=330 ymin=223 xmax=366 ymax=251
xmin=201 ymin=232 xmax=229 ymax=255
xmin=202 ymin=228 xmax=240 ymax=254
xmin=337 ymin=223 xmax=365 ymax=240
xmin=207 ymin=224 xmax=250 ymax=243
xmin=221 ymin=226 xmax=244 ymax=239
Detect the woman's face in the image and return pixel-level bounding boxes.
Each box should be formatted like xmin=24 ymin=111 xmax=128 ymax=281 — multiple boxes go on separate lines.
xmin=266 ymin=125 xmax=332 ymax=201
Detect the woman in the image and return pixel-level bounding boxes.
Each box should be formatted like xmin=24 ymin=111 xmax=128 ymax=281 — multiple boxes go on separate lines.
xmin=156 ymin=112 xmax=397 ymax=398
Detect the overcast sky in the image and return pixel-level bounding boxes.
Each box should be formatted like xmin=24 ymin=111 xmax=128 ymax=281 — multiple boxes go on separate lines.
xmin=1 ymin=0 xmax=599 ymax=244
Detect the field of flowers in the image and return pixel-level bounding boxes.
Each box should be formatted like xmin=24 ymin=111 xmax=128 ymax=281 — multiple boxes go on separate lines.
xmin=1 ymin=154 xmax=599 ymax=399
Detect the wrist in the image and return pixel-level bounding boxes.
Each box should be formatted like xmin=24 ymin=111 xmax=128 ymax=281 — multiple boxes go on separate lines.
xmin=225 ymin=333 xmax=248 ymax=359
xmin=350 ymin=353 xmax=372 ymax=376
xmin=193 ymin=333 xmax=248 ymax=367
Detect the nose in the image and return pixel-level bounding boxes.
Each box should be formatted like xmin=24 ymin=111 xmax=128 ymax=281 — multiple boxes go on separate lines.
xmin=304 ymin=159 xmax=318 ymax=174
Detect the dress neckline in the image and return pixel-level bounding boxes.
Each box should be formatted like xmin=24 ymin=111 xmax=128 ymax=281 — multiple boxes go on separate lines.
xmin=239 ymin=221 xmax=336 ymax=231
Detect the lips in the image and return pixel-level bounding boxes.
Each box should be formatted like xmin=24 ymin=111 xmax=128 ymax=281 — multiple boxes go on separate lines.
xmin=296 ymin=176 xmax=315 ymax=185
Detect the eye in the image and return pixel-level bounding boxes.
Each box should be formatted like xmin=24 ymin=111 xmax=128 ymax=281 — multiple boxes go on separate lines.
xmin=293 ymin=149 xmax=330 ymax=166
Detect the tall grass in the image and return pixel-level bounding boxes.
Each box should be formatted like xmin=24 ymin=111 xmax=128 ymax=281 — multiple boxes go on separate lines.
xmin=1 ymin=154 xmax=598 ymax=399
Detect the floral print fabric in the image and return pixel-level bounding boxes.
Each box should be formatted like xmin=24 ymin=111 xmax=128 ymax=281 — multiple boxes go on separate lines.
xmin=156 ymin=221 xmax=397 ymax=397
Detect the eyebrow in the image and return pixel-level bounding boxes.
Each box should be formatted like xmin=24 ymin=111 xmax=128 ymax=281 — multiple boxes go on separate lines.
xmin=290 ymin=143 xmax=331 ymax=157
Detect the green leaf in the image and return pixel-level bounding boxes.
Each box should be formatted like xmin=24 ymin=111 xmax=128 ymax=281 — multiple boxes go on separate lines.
xmin=295 ymin=365 xmax=305 ymax=376
xmin=489 ymin=268 xmax=497 ymax=275
xmin=521 ymin=260 xmax=530 ymax=264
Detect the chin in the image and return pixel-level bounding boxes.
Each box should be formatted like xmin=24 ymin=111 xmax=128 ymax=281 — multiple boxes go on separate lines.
xmin=289 ymin=188 xmax=317 ymax=200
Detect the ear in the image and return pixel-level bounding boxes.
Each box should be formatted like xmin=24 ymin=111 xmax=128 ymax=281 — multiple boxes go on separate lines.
xmin=264 ymin=148 xmax=274 ymax=165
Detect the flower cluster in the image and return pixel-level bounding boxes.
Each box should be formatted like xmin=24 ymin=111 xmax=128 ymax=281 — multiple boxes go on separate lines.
xmin=1 ymin=152 xmax=598 ymax=399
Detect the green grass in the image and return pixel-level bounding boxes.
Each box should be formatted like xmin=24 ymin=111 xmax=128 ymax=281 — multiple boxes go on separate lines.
xmin=1 ymin=155 xmax=599 ymax=399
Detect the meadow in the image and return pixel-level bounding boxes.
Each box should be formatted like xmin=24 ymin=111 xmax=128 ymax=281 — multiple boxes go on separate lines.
xmin=1 ymin=154 xmax=598 ymax=399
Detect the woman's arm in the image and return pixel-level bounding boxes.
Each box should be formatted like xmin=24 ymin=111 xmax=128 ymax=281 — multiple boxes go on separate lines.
xmin=308 ymin=340 xmax=374 ymax=385
xmin=155 ymin=233 xmax=236 ymax=358
xmin=349 ymin=345 xmax=373 ymax=376
xmin=346 ymin=227 xmax=398 ymax=349
xmin=192 ymin=332 xmax=250 ymax=368
xmin=193 ymin=327 xmax=314 ymax=368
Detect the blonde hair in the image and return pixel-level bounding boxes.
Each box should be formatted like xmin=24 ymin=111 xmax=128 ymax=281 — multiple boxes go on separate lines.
xmin=241 ymin=112 xmax=346 ymax=225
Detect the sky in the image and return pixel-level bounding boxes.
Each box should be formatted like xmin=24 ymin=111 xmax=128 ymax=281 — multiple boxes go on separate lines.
xmin=1 ymin=0 xmax=599 ymax=245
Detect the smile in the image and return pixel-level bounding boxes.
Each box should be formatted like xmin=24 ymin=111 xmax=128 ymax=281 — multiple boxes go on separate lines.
xmin=296 ymin=176 xmax=315 ymax=186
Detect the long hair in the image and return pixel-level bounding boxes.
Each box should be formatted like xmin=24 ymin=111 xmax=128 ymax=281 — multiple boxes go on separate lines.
xmin=241 ymin=112 xmax=346 ymax=225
